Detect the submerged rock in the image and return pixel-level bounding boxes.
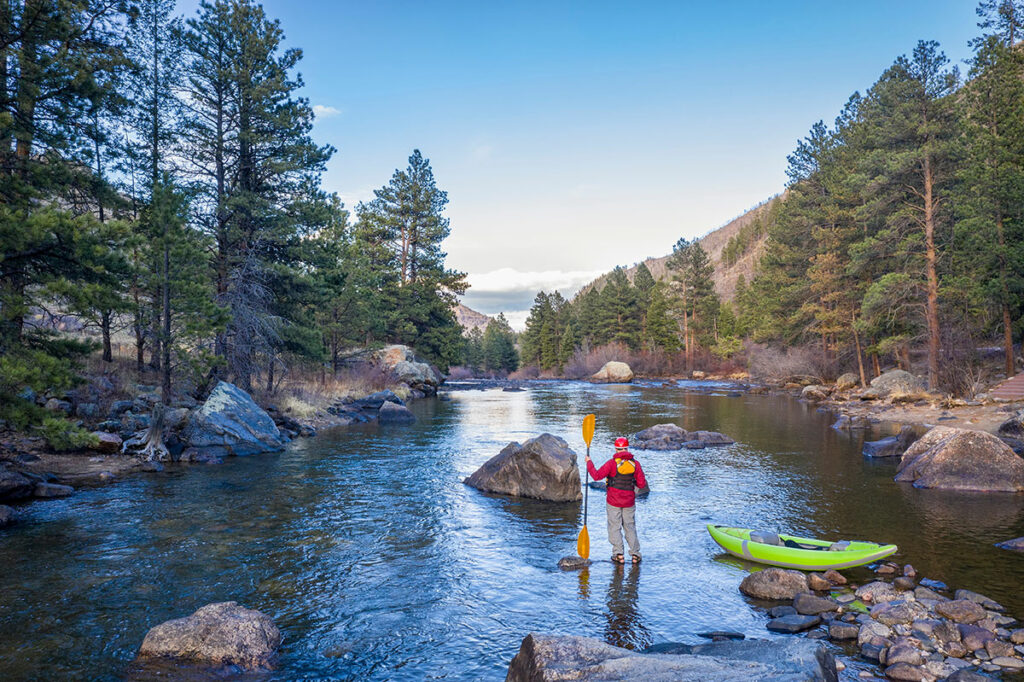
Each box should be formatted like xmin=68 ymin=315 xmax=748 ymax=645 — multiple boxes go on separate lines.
xmin=590 ymin=361 xmax=634 ymax=384
xmin=33 ymin=482 xmax=73 ymax=498
xmin=506 ymin=633 xmax=837 ymax=681
xmin=181 ymin=381 xmax=286 ymax=457
xmin=895 ymin=426 xmax=1024 ymax=492
xmin=137 ymin=601 xmax=281 ymax=670
xmin=996 ymin=536 xmax=1024 ymax=552
xmin=557 ymin=555 xmax=591 ymax=570
xmin=463 ymin=433 xmax=582 ymax=502
xmin=0 ymin=504 xmax=14 ymax=528
xmin=863 ymin=425 xmax=918 ymax=458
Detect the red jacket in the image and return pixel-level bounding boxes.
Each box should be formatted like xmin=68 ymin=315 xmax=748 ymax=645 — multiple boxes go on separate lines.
xmin=587 ymin=451 xmax=646 ymax=508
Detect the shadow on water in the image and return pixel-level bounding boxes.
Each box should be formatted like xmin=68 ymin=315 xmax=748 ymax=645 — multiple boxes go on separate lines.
xmin=0 ymin=383 xmax=1023 ymax=680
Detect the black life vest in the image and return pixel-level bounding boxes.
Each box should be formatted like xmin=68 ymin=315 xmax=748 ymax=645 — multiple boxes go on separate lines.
xmin=607 ymin=457 xmax=637 ymax=490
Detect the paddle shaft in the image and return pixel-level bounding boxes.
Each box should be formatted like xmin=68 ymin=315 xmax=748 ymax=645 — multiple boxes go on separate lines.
xmin=583 ymin=444 xmax=589 ymax=526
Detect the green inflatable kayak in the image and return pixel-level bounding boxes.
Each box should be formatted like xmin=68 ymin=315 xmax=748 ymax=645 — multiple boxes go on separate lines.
xmin=707 ymin=524 xmax=897 ymax=571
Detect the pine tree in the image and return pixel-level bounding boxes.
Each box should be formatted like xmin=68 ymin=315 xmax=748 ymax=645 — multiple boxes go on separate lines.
xmin=182 ymin=0 xmax=334 ymax=388
xmin=483 ymin=314 xmax=518 ymax=373
xmin=956 ymin=36 xmax=1024 ymax=377
xmin=855 ymin=41 xmax=959 ymax=389
xmin=645 ymin=283 xmax=679 ymax=351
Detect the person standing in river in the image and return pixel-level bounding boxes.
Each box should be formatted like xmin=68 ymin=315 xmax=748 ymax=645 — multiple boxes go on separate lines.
xmin=586 ymin=437 xmax=647 ymax=564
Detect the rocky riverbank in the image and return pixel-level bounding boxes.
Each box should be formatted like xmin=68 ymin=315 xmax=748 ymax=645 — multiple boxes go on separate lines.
xmin=738 ymin=561 xmax=1024 ymax=680
xmin=0 ymin=344 xmax=441 ymax=526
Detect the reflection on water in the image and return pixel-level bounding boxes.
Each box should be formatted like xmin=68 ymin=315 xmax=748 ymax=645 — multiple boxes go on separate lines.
xmin=604 ymin=564 xmax=650 ymax=650
xmin=0 ymin=382 xmax=1022 ymax=680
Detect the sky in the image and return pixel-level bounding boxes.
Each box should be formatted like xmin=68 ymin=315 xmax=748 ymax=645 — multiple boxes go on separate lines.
xmin=183 ymin=0 xmax=982 ymax=329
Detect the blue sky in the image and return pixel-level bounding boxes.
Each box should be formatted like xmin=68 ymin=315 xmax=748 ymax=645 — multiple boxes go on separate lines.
xmin=183 ymin=1 xmax=981 ymax=327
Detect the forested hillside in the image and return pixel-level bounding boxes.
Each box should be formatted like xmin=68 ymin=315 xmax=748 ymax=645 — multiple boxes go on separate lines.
xmin=0 ymin=0 xmax=466 ymax=447
xmin=521 ymin=2 xmax=1024 ymax=394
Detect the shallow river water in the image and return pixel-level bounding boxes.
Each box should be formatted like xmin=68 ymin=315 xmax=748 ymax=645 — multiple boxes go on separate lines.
xmin=2 ymin=381 xmax=1024 ymax=680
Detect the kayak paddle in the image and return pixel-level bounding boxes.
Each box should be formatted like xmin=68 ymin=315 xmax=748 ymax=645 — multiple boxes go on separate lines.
xmin=577 ymin=413 xmax=596 ymax=559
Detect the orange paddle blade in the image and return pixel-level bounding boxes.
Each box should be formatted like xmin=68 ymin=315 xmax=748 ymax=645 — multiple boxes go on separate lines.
xmin=577 ymin=525 xmax=590 ymax=559
xmin=582 ymin=414 xmax=596 ymax=447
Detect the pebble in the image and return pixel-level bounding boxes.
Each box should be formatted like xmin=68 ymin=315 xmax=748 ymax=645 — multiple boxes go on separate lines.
xmin=823 ymin=569 xmax=847 ymax=585
xmin=894 ymin=576 xmax=916 ymax=591
xmin=1012 ymin=629 xmax=1024 ymax=645
xmin=991 ymin=656 xmax=1024 ymax=669
xmin=875 ymin=562 xmax=898 ymax=575
xmin=768 ymin=605 xmax=797 ymax=618
xmin=919 ymin=578 xmax=948 ymax=592
xmin=829 ymin=622 xmax=859 ymax=640
xmin=903 ymin=564 xmax=916 ymax=578
xmin=807 ymin=572 xmax=831 ymax=591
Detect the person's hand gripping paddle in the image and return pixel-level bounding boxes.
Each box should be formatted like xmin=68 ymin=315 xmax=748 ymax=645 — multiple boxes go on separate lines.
xmin=577 ymin=413 xmax=596 ymax=559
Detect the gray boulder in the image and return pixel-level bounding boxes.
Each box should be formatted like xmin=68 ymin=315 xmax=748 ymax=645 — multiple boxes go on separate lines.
xmin=801 ymin=385 xmax=831 ymax=402
xmin=739 ymin=568 xmax=809 ymax=601
xmin=92 ymin=431 xmax=122 ymax=454
xmin=377 ymin=400 xmax=416 ymax=424
xmin=34 ymin=482 xmax=74 ymax=498
xmin=861 ymin=369 xmax=927 ymax=399
xmin=373 ymin=345 xmax=440 ymax=395
xmin=632 ymin=423 xmax=689 ymax=450
xmin=356 ymin=390 xmax=404 ymax=410
xmin=863 ymin=425 xmax=918 ymax=458
xmin=557 ymin=555 xmax=591 ymax=570
xmin=590 ymin=361 xmax=634 ymax=384
xmin=505 ymin=633 xmax=837 ymax=682
xmin=137 ymin=601 xmax=281 ymax=670
xmin=0 ymin=504 xmax=14 ymax=527
xmin=895 ymin=426 xmax=1024 ymax=492
xmin=835 ymin=372 xmax=860 ymax=391
xmin=0 ymin=465 xmax=34 ymax=502
xmin=181 ymin=381 xmax=286 ymax=457
xmin=464 ymin=433 xmax=582 ymax=502
xmin=631 ymin=424 xmax=734 ymax=450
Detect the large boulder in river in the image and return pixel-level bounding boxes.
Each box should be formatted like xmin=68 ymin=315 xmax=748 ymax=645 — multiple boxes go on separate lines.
xmin=895 ymin=426 xmax=1024 ymax=491
xmin=632 ymin=423 xmax=689 ymax=450
xmin=181 ymin=381 xmax=286 ymax=457
xmin=861 ymin=369 xmax=927 ymax=399
xmin=506 ymin=633 xmax=836 ymax=681
xmin=631 ymin=423 xmax=734 ymax=450
xmin=137 ymin=602 xmax=281 ymax=670
xmin=590 ymin=361 xmax=634 ymax=384
xmin=372 ymin=345 xmax=440 ymax=395
xmin=463 ymin=433 xmax=582 ymax=502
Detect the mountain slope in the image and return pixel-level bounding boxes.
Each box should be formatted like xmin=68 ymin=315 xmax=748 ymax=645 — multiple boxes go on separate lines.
xmin=583 ymin=193 xmax=783 ymax=302
xmin=455 ymin=303 xmax=492 ymax=333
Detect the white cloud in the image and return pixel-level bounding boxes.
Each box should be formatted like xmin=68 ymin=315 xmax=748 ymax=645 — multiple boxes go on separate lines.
xmin=467 ymin=267 xmax=604 ymax=294
xmin=313 ymin=104 xmax=342 ymax=119
xmin=501 ymin=310 xmax=531 ymax=332
xmin=460 ymin=268 xmax=605 ymax=331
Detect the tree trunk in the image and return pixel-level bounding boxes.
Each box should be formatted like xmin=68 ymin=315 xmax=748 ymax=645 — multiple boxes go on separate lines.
xmin=871 ymin=343 xmax=881 ymax=378
xmin=923 ymin=155 xmax=941 ymax=390
xmin=266 ymin=357 xmax=274 ymax=393
xmin=161 ymin=241 xmax=171 ymax=404
xmin=851 ymin=312 xmax=867 ymax=388
xmin=997 ymin=214 xmax=1015 ymax=377
xmin=101 ymin=310 xmax=113 ymax=362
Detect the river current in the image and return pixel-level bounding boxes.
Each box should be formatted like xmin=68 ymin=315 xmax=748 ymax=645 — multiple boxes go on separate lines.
xmin=2 ymin=381 xmax=1023 ymax=680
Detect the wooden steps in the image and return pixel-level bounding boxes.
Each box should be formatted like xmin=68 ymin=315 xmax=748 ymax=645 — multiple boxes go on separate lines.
xmin=991 ymin=372 xmax=1024 ymax=400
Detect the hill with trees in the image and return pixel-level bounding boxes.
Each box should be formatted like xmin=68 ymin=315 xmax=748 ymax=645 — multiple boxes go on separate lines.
xmin=521 ymin=2 xmax=1024 ymax=394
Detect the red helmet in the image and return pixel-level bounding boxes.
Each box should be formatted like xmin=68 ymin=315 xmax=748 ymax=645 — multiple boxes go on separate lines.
xmin=614 ymin=437 xmax=629 ymax=448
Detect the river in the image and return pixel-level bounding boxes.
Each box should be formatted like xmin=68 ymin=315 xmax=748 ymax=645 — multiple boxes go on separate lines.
xmin=1 ymin=381 xmax=1023 ymax=680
